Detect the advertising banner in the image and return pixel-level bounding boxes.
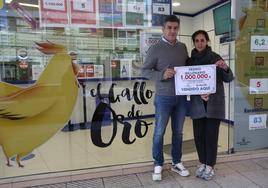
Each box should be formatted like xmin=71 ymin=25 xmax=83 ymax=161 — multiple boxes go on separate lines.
xmin=40 ymin=0 xmax=68 ymax=26
xmin=70 ymin=0 xmax=97 ymax=26
xmin=174 ymin=65 xmax=216 ymax=95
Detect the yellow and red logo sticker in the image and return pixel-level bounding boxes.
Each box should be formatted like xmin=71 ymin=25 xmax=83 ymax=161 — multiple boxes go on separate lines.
xmin=0 ymin=0 xmax=4 ymax=10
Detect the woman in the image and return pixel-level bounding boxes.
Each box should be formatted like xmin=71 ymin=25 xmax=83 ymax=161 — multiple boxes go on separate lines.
xmin=188 ymin=30 xmax=234 ymax=180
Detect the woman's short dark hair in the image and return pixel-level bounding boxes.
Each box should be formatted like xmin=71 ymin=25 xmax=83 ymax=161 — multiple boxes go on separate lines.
xmin=192 ymin=30 xmax=210 ymax=42
xmin=163 ymin=15 xmax=180 ymax=27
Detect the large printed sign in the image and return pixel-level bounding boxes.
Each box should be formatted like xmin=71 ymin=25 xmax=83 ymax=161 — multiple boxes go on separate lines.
xmin=40 ymin=0 xmax=68 ymax=26
xmin=174 ymin=65 xmax=216 ymax=95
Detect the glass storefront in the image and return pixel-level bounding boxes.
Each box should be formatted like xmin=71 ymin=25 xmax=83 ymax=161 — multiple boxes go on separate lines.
xmin=234 ymin=0 xmax=268 ymax=151
xmin=0 ymin=0 xmax=267 ymax=181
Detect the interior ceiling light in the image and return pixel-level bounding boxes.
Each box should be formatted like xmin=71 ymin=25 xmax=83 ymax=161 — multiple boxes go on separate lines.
xmin=172 ymin=2 xmax=181 ymax=7
xmin=5 ymin=1 xmax=39 ymax=8
xmin=19 ymin=3 xmax=39 ymax=8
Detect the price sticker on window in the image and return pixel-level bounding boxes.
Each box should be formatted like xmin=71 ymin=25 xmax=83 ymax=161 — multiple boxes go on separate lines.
xmin=250 ymin=35 xmax=268 ymax=52
xmin=249 ymin=114 xmax=267 ymax=130
xmin=153 ymin=3 xmax=170 ymax=15
xmin=127 ymin=2 xmax=145 ymax=14
xmin=249 ymin=78 xmax=268 ymax=94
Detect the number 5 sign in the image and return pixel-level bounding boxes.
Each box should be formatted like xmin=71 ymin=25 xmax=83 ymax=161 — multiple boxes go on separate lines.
xmin=251 ymin=35 xmax=268 ymax=52
xmin=249 ymin=78 xmax=268 ymax=94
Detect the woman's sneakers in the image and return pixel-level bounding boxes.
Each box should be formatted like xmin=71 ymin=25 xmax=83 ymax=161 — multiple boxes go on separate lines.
xmin=171 ymin=162 xmax=190 ymax=177
xmin=196 ymin=164 xmax=215 ymax=180
xmin=152 ymin=166 xmax=162 ymax=181
xmin=202 ymin=165 xmax=215 ymax=180
xmin=196 ymin=164 xmax=206 ymax=178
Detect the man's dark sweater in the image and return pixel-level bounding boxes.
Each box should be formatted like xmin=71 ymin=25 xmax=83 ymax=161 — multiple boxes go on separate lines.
xmin=141 ymin=39 xmax=188 ymax=96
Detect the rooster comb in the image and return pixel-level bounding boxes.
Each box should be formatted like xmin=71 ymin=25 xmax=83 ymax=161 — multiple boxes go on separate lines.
xmin=35 ymin=41 xmax=67 ymax=55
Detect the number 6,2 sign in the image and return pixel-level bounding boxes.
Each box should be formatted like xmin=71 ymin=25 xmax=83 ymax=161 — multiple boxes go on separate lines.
xmin=251 ymin=35 xmax=268 ymax=52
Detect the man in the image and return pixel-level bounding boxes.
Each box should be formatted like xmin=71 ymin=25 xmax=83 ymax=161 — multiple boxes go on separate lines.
xmin=141 ymin=15 xmax=189 ymax=181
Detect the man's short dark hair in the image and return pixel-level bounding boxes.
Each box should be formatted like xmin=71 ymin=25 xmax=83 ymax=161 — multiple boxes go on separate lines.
xmin=163 ymin=15 xmax=180 ymax=26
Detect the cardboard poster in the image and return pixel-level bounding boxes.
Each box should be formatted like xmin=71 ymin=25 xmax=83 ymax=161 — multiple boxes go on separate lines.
xmin=174 ymin=65 xmax=216 ymax=95
xmin=39 ymin=0 xmax=68 ymax=26
xmin=70 ymin=0 xmax=97 ymax=26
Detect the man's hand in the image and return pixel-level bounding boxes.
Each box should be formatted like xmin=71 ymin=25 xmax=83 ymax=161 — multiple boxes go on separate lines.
xmin=163 ymin=68 xmax=176 ymax=79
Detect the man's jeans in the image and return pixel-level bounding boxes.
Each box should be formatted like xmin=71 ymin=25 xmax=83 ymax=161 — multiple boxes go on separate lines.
xmin=153 ymin=95 xmax=187 ymax=166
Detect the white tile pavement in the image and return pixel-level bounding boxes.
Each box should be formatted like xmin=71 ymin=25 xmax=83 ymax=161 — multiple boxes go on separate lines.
xmin=2 ymin=149 xmax=268 ymax=188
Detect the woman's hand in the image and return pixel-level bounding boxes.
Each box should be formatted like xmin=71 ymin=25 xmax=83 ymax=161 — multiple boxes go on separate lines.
xmin=215 ymin=59 xmax=228 ymax=71
xmin=201 ymin=94 xmax=209 ymax=101
xmin=163 ymin=68 xmax=176 ymax=79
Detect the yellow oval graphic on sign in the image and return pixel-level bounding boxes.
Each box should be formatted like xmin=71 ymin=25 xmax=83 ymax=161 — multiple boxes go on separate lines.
xmin=0 ymin=0 xmax=3 ymax=9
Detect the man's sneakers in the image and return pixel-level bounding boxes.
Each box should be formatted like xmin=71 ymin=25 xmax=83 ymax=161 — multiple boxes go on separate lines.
xmin=152 ymin=166 xmax=162 ymax=181
xmin=196 ymin=164 xmax=215 ymax=180
xmin=171 ymin=162 xmax=190 ymax=177
xmin=153 ymin=163 xmax=190 ymax=181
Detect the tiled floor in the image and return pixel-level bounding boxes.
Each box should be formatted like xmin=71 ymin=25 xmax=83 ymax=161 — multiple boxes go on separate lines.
xmin=0 ymin=117 xmax=232 ymax=178
xmin=27 ymin=156 xmax=268 ymax=188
